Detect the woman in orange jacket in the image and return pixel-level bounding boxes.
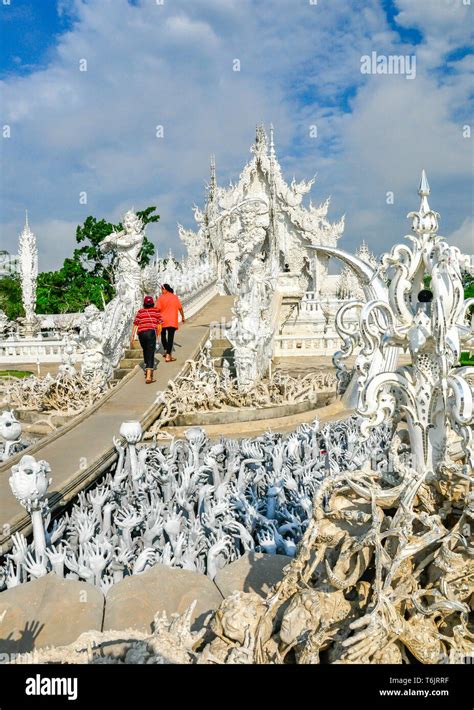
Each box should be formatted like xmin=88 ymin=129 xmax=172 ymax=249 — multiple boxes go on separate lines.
xmin=155 ymin=284 xmax=185 ymax=362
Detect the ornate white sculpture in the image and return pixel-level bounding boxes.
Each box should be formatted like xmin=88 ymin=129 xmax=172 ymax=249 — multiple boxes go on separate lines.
xmin=0 ymin=309 xmax=9 ymax=336
xmin=77 ymin=305 xmax=105 ymax=377
xmin=147 ymin=344 xmax=336 ymax=435
xmin=0 ymin=367 xmax=109 ymax=424
xmin=100 ymin=210 xmax=145 ymax=308
xmin=9 ymin=454 xmax=51 ymax=559
xmin=358 ymin=171 xmax=473 ymax=472
xmin=197 ymin=172 xmax=474 ymax=665
xmin=227 ymin=253 xmax=278 ymax=389
xmin=58 ymin=331 xmax=78 ymax=376
xmin=0 ymin=410 xmax=25 ymax=461
xmin=17 ymin=212 xmax=38 ymax=336
xmin=78 ymin=211 xmax=145 ymax=379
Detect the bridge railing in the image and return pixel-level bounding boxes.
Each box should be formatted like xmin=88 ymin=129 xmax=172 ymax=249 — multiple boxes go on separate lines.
xmin=180 ymin=276 xmax=219 ymax=320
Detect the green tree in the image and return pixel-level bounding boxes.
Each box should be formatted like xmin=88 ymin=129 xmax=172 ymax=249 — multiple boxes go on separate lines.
xmin=0 ymin=275 xmax=24 ymax=319
xmin=36 ymin=259 xmax=113 ymax=314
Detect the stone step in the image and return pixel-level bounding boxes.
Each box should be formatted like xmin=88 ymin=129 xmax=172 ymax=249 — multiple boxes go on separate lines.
xmin=119 ymin=357 xmax=143 ymax=369
xmin=113 ymin=368 xmax=130 ymax=381
xmin=211 ymin=338 xmax=231 ymax=348
xmin=124 ymin=348 xmax=143 ymax=358
xmin=210 ymin=346 xmax=234 ymax=357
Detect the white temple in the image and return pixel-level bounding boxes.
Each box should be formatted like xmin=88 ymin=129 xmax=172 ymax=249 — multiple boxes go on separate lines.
xmin=179 ymin=124 xmax=345 ymax=298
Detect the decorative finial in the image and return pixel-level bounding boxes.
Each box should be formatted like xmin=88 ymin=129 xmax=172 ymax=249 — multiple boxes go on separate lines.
xmin=408 ymin=170 xmax=439 ymax=235
xmin=418 ymin=169 xmax=430 ymax=197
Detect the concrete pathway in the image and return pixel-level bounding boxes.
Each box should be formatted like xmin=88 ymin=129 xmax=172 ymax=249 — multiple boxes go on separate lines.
xmin=0 ymin=296 xmax=234 ymax=552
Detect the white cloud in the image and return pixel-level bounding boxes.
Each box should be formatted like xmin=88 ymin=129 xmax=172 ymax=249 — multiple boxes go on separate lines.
xmin=447 ymin=216 xmax=474 ymax=255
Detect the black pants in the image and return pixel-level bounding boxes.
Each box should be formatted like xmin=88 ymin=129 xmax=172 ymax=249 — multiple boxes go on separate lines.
xmin=161 ymin=326 xmax=176 ymax=356
xmin=138 ymin=329 xmax=156 ymax=369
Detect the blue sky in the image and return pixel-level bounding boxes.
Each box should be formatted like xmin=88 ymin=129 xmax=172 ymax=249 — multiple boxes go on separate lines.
xmin=0 ymin=0 xmax=472 ymax=270
xmin=0 ymin=0 xmax=74 ymax=76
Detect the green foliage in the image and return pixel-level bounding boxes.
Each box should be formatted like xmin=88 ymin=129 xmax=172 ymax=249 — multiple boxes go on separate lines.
xmin=464 ymin=282 xmax=474 ymax=299
xmin=36 ymin=259 xmax=113 ymax=314
xmin=0 ymin=275 xmax=24 ymax=319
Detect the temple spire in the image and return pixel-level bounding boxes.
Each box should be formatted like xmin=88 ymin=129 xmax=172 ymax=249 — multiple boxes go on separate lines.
xmin=209 ymin=154 xmax=217 ymax=201
xmin=269 ymin=123 xmax=275 ymax=159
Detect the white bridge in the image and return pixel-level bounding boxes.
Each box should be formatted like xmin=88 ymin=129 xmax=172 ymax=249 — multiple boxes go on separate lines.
xmin=0 ymin=269 xmax=219 ymax=366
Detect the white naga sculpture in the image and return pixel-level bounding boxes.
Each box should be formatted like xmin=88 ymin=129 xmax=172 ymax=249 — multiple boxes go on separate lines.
xmin=17 ymin=213 xmax=38 ymax=336
xmin=179 ymin=125 xmax=344 ymax=297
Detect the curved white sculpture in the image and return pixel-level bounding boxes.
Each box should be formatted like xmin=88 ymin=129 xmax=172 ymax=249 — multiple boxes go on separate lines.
xmin=358 ymin=171 xmax=473 ymax=472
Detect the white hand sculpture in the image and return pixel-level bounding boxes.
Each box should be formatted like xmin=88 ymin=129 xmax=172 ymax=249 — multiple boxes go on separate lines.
xmin=24 ymin=551 xmax=48 ymax=579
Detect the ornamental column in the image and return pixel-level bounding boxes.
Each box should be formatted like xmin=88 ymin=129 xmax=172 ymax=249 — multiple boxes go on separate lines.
xmin=18 ymin=211 xmax=38 ymax=336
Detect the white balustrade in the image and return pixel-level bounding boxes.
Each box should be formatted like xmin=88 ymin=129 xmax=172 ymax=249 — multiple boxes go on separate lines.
xmin=0 ymin=336 xmax=82 ymax=365
xmin=181 ymin=276 xmax=218 ymax=319
xmin=274 ymin=332 xmax=352 ymax=357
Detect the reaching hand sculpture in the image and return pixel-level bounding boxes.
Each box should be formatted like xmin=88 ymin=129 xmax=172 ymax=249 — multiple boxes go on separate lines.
xmin=0 ymin=367 xmax=109 ymax=425
xmin=2 ymin=414 xmax=389 ymax=594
